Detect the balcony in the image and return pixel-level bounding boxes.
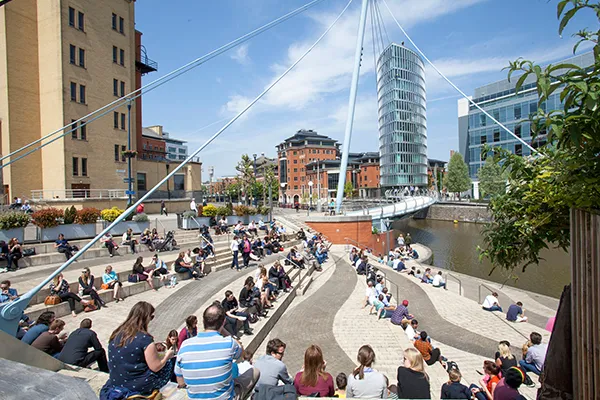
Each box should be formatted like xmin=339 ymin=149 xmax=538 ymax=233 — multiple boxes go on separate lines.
xmin=136 ymin=46 xmax=158 ymax=75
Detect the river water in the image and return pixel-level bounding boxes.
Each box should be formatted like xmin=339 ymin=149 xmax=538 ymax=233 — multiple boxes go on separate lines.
xmin=391 ymin=219 xmax=570 ymax=298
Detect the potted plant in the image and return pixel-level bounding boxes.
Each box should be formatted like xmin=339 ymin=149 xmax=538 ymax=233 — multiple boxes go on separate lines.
xmin=101 ymin=207 xmax=149 ymax=235
xmin=121 ymin=149 xmax=137 ymax=158
xmin=217 ymin=205 xmax=236 ymax=225
xmin=255 ymin=205 xmax=271 ymax=223
xmin=233 ymin=205 xmax=250 ymax=224
xmin=0 ymin=211 xmax=30 ymax=243
xmin=32 ymin=208 xmax=65 ymax=241
xmin=180 ymin=210 xmax=208 ymax=230
xmin=63 ymin=206 xmax=77 ymax=225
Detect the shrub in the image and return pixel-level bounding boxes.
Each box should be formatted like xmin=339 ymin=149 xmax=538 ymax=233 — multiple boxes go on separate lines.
xmin=32 ymin=208 xmax=63 ymax=228
xmin=76 ymin=208 xmax=100 ymax=225
xmin=202 ymin=204 xmax=218 ymax=217
xmin=63 ymin=206 xmax=77 ymax=225
xmin=247 ymin=207 xmax=258 ymax=215
xmin=257 ymin=206 xmax=270 ymax=215
xmin=216 ymin=206 xmax=231 ymax=217
xmin=0 ymin=211 xmax=31 ymax=230
xmin=101 ymin=207 xmax=124 ymax=223
xmin=133 ymin=213 xmax=149 ymax=222
xmin=233 ymin=205 xmax=250 ymax=216
xmin=182 ymin=210 xmax=197 ymax=219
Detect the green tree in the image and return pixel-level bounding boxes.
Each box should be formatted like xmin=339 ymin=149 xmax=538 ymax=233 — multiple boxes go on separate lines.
xmin=477 ymin=158 xmax=506 ymax=198
xmin=235 ymin=154 xmax=255 ymax=205
xmin=444 ymin=152 xmax=470 ymax=196
xmin=225 ymin=182 xmax=241 ymax=202
xmin=344 ymin=182 xmax=354 ymax=198
xmin=263 ymin=164 xmax=278 ymax=203
xmin=479 ymin=0 xmax=600 ymax=273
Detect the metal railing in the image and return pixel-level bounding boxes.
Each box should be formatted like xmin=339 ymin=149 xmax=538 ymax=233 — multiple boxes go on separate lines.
xmin=154 ymin=218 xmax=167 ymax=236
xmin=478 ymin=282 xmax=498 ymax=303
xmin=446 ymin=273 xmax=462 ymax=296
xmin=30 ymin=189 xmax=128 ymax=201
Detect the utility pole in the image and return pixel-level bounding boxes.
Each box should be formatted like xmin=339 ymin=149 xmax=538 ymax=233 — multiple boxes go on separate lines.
xmin=262 ymin=152 xmax=266 ymax=206
xmin=209 ymin=166 xmax=214 ymax=202
xmin=335 ymin=0 xmax=369 ymax=214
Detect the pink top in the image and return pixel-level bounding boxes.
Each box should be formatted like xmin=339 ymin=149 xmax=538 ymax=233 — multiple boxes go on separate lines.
xmin=293 ymin=371 xmax=335 ymax=397
xmin=545 ymin=316 xmax=556 ymax=332
xmin=178 ymin=327 xmax=196 ymax=345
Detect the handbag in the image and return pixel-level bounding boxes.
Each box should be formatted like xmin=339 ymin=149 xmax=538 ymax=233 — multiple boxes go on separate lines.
xmin=84 ymin=301 xmax=98 ymax=312
xmin=128 ymin=274 xmax=140 ymax=283
xmin=100 ymin=283 xmax=110 ymax=290
xmin=23 ymin=248 xmax=36 ymax=257
xmin=44 ymin=295 xmax=61 ymax=305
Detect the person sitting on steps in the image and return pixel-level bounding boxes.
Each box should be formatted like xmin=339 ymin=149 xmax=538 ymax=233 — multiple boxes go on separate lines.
xmin=102 ymin=265 xmax=124 ymax=302
xmin=58 ymin=318 xmax=109 ymax=373
xmin=482 ymin=291 xmax=503 ymax=312
xmin=54 ymin=233 xmax=75 ymax=261
xmin=121 ymin=228 xmax=138 ymax=254
xmin=100 ymin=232 xmax=118 ymax=257
xmin=78 ymin=267 xmax=106 ymax=308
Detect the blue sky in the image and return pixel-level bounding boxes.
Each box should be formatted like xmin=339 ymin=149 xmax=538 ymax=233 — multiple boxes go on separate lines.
xmin=135 ymin=0 xmax=595 ymax=178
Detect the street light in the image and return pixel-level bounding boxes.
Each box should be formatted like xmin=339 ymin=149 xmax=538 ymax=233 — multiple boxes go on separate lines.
xmin=280 ymin=182 xmax=287 ymax=206
xmin=253 ymin=153 xmax=257 ymax=207
xmin=308 ymin=181 xmax=313 ymax=216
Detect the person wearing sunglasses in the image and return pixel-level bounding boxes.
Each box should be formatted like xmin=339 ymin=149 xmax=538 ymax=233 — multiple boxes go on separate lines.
xmin=253 ymin=338 xmax=293 ymax=390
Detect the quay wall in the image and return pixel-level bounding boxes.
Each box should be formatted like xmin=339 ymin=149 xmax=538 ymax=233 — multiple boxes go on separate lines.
xmin=417 ymin=203 xmax=491 ymax=223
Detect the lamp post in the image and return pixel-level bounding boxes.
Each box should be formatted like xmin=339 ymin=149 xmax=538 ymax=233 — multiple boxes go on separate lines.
xmin=308 ymin=181 xmax=313 ymax=216
xmin=126 ymin=101 xmax=133 ymax=206
xmin=166 ymin=163 xmax=171 ymax=200
xmin=252 ymin=153 xmax=257 ymax=206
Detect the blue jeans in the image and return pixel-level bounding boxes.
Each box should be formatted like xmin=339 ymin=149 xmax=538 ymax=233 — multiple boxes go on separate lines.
xmin=433 ymin=282 xmax=446 ymax=289
xmin=468 ymin=384 xmax=488 ymax=400
xmin=483 ymin=305 xmax=503 ymax=312
xmin=231 ymin=250 xmax=239 ymax=270
xmin=380 ymin=309 xmax=393 ymax=319
xmin=519 ymin=359 xmax=542 ymax=375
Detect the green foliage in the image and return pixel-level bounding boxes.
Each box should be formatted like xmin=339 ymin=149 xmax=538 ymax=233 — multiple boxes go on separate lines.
xmin=101 ymin=207 xmax=124 ymax=223
xmin=0 ymin=211 xmax=31 ymax=230
xmin=216 ymin=206 xmax=232 ymax=217
xmin=236 ymin=154 xmax=255 ymax=205
xmin=202 ymin=204 xmax=218 ymax=217
xmin=63 ymin=206 xmax=77 ymax=225
xmin=133 ymin=213 xmax=149 ymax=222
xmin=75 ymin=208 xmax=100 ymax=225
xmin=344 ymin=182 xmax=354 ymax=198
xmin=32 ymin=208 xmax=63 ymax=228
xmin=257 ymin=205 xmax=270 ymax=215
xmin=182 ymin=210 xmax=197 ymax=219
xmin=477 ymin=157 xmax=506 ymax=198
xmin=225 ymin=182 xmax=242 ymax=200
xmin=247 ymin=207 xmax=258 ymax=215
xmin=444 ymin=153 xmax=471 ymax=195
xmin=480 ymin=1 xmax=600 ymax=273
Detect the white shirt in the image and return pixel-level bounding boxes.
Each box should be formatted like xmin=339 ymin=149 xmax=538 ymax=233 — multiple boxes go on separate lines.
xmin=432 ymin=274 xmax=445 ymax=286
xmin=365 ymin=287 xmax=376 ymax=304
xmin=375 ymin=283 xmax=384 ymax=296
xmin=482 ymin=295 xmax=499 ymax=308
xmin=405 ymin=324 xmax=417 ymax=341
xmin=248 ymin=222 xmax=256 ymax=229
xmin=397 ymin=236 xmax=405 ymax=246
xmin=230 ymin=240 xmax=239 ymax=252
xmin=392 ymin=259 xmax=401 ymax=270
xmin=190 ymin=200 xmax=197 ymax=211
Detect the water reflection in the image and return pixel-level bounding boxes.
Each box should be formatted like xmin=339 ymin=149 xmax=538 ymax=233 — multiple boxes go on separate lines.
xmin=392 ymin=219 xmax=570 ymax=298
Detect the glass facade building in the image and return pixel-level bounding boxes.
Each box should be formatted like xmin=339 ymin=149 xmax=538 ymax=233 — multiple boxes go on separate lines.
xmin=459 ymin=52 xmax=594 ymax=179
xmin=377 ymin=43 xmax=428 ymax=187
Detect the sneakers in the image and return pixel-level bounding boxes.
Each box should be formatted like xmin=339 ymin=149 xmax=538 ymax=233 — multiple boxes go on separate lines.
xmin=243 ymin=329 xmax=254 ymax=336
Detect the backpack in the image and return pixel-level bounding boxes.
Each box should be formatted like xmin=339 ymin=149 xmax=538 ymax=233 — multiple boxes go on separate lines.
xmin=446 ymin=360 xmax=460 ymax=372
xmin=254 ymin=384 xmax=297 ymax=400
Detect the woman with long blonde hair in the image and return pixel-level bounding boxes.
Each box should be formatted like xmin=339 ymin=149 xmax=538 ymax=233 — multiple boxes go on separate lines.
xmin=293 ymin=344 xmax=335 ymax=397
xmin=495 ymin=342 xmax=517 ymax=376
xmin=102 ymin=301 xmax=175 ymax=397
xmin=396 ymin=348 xmax=430 ymax=399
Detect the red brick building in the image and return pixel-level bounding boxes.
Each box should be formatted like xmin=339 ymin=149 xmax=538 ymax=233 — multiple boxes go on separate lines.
xmin=276 ymin=130 xmax=339 ymax=205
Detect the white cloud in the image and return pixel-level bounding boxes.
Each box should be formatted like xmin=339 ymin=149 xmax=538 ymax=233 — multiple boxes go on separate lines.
xmin=230 ymin=43 xmax=251 ymax=65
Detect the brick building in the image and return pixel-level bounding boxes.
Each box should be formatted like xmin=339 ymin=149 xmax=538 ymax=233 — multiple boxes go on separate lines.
xmin=276 ymin=130 xmax=339 ymax=205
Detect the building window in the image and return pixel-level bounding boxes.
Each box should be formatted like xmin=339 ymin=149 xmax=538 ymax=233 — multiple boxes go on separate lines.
xmin=120 ymin=113 xmax=126 ymax=130
xmin=119 ymin=49 xmax=125 ymax=66
xmin=113 ymin=79 xmax=118 ymax=97
xmin=493 ymin=131 xmax=500 ymax=142
xmin=121 ymin=145 xmax=126 ymax=162
xmin=294 ymin=185 xmax=298 ymax=190
xmin=80 ymin=122 xmax=87 ymax=140
xmin=112 ymin=13 xmax=117 ymax=30
xmin=71 ymin=120 xmax=78 ymax=139
xmin=293 ymin=168 xmax=297 ymax=172
xmin=70 ymin=82 xmax=77 ymax=101
xmin=79 ymin=48 xmax=85 ymax=68
xmin=514 ymin=124 xmax=521 ymax=138
xmin=113 ymin=112 xmax=119 ymax=128
xmin=514 ymin=106 xmax=521 ymax=120
xmin=178 ymin=148 xmax=185 ymax=153
xmin=293 ymin=177 xmax=298 ymax=181
xmin=173 ymin=175 xmax=185 ymax=191
xmin=81 ymin=158 xmax=88 ymax=176
xmin=79 ymin=85 xmax=86 ymax=104
xmin=77 ymin=11 xmax=84 ymax=31
xmin=480 ymin=135 xmax=487 ymax=145
xmin=515 ymin=144 xmax=522 ymax=156
xmin=113 ymin=46 xmax=118 ymax=63
xmin=137 ymin=173 xmax=147 ymax=191
xmin=72 ymin=157 xmax=79 ymax=176
xmin=69 ymin=45 xmax=76 ymax=64
xmin=120 ymin=81 xmax=125 ymax=97
xmin=119 ymin=17 xmax=124 ymax=34
xmin=69 ymin=7 xmax=75 ymax=27
xmin=114 ymin=144 xmax=119 ymax=161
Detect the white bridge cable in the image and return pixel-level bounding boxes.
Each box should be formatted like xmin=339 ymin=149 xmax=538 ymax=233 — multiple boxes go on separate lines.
xmin=373 ymin=0 xmax=388 ymax=53
xmin=0 ymin=0 xmax=354 ymax=322
xmin=380 ymin=0 xmax=538 ymax=154
xmin=0 ymin=0 xmax=329 ymax=168
xmin=373 ymin=0 xmax=390 ymax=47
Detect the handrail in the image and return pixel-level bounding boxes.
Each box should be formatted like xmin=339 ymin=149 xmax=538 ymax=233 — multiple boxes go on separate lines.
xmin=198 ymin=233 xmax=216 ymax=250
xmin=344 ymin=237 xmax=372 ymax=252
xmin=155 ymin=218 xmax=167 ymax=237
xmin=478 ymin=282 xmax=498 ymax=304
xmin=446 ymin=273 xmax=462 ymax=296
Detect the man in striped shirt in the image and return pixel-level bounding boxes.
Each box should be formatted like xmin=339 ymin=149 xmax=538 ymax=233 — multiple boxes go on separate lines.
xmin=175 ymin=303 xmax=260 ymax=399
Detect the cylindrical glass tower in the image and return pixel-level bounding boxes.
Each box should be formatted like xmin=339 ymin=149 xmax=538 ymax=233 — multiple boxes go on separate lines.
xmin=377 ymin=43 xmax=428 ymax=188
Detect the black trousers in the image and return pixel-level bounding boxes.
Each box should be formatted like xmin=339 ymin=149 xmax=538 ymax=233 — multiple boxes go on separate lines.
xmin=425 ymin=348 xmax=441 ymax=366
xmin=83 ymin=288 xmax=103 ymax=306
xmin=59 ymin=292 xmax=81 ymax=312
xmin=242 ymin=252 xmax=250 ymax=267
xmin=57 ymin=247 xmax=73 ymax=260
xmin=105 ymin=241 xmax=115 ymax=256
xmin=78 ymin=349 xmax=109 ymax=373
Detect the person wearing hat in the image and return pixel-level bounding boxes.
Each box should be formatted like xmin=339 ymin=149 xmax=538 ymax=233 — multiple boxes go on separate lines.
xmin=492 ymin=366 xmax=526 ymax=400
xmin=390 ymin=300 xmax=413 ymax=328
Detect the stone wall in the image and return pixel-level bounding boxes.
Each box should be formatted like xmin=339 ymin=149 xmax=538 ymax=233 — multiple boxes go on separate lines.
xmin=305 ymin=215 xmax=373 ymax=246
xmin=418 ymin=203 xmax=491 ymax=223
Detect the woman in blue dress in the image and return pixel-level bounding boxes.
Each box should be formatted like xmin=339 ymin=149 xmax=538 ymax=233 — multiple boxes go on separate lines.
xmin=100 ymin=301 xmax=175 ymax=399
